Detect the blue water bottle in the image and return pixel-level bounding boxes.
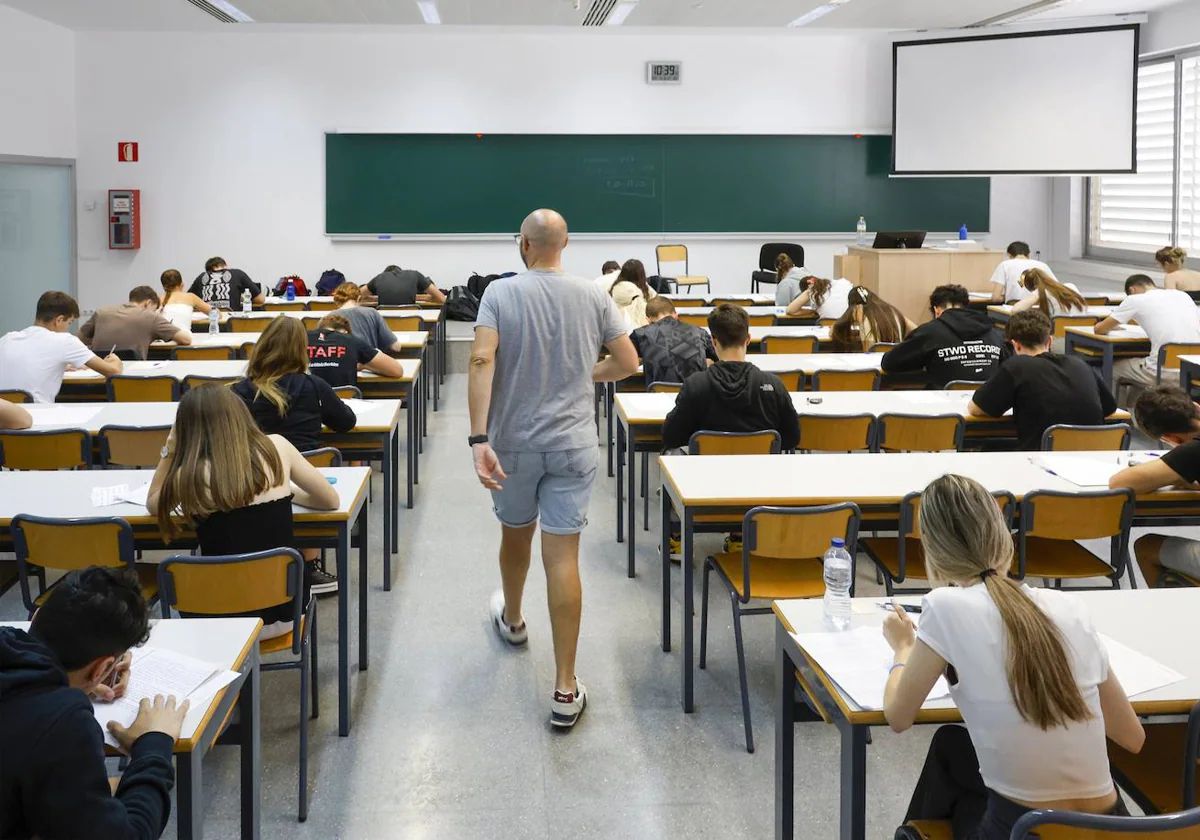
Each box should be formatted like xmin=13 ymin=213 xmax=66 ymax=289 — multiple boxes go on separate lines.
xmin=285 ymin=279 xmax=296 ymax=301
xmin=958 ymin=223 xmax=969 ymax=241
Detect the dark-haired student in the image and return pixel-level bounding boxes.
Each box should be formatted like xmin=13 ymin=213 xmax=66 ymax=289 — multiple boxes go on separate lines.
xmin=1094 ymin=273 xmax=1200 ymax=407
xmin=596 ymin=260 xmax=622 ymax=291
xmin=189 ymin=256 xmax=262 ymax=310
xmin=881 ymin=284 xmax=1007 ymax=388
xmin=306 ymin=313 xmax=406 ymax=388
xmin=629 ymin=297 xmax=717 ymax=385
xmin=784 ymin=275 xmax=852 ymax=320
xmin=662 ymin=304 xmax=799 ymax=451
xmin=1110 ymin=384 xmax=1200 ymax=586
xmin=79 ymin=286 xmax=191 ymax=360
xmin=366 ymin=264 xmax=445 ymax=307
xmin=968 ymin=310 xmax=1116 ymax=451
xmin=829 ymin=285 xmax=914 ymax=352
xmin=0 ymin=291 xmax=123 ymax=403
xmin=0 ymin=567 xmax=189 ymax=840
xmin=988 ymin=241 xmax=1057 ymax=303
xmin=885 ymin=474 xmax=1143 ymax=839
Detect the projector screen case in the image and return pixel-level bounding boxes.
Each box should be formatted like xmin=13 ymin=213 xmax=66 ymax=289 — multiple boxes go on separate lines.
xmin=891 ymin=24 xmax=1138 ymax=176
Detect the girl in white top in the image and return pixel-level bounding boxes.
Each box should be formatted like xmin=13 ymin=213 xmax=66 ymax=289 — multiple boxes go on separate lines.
xmin=1157 ymin=245 xmax=1200 ymax=294
xmin=989 ymin=241 xmax=1057 ymax=303
xmin=1010 ymin=268 xmax=1087 ymax=319
xmin=785 ymin=276 xmax=852 ymax=320
xmin=609 ymin=258 xmax=657 ymax=330
xmin=159 ymin=268 xmax=212 ymax=332
xmin=883 ymin=474 xmax=1144 ymax=839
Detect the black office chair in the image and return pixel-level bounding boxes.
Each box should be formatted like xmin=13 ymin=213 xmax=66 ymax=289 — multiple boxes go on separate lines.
xmin=751 ymin=243 xmax=805 ymax=293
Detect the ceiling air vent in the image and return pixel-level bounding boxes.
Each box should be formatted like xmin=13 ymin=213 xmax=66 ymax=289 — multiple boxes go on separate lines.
xmin=582 ymin=0 xmax=619 ymax=26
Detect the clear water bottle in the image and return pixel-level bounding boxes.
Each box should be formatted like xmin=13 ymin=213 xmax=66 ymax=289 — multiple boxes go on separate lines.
xmin=208 ymin=308 xmax=220 ymax=335
xmin=856 ymin=216 xmax=867 ymax=246
xmin=285 ymin=279 xmax=296 ymax=302
xmin=823 ymin=538 xmax=852 ymax=631
xmin=241 ymin=288 xmax=252 ymax=313
xmin=959 ymin=223 xmax=969 ymax=241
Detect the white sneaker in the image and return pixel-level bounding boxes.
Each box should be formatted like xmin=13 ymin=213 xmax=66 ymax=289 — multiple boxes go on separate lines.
xmin=489 ymin=590 xmax=527 ymax=646
xmin=551 ymin=679 xmax=587 ymax=729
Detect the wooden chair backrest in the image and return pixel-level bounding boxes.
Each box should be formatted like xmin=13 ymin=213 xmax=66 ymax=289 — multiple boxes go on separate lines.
xmin=656 ymin=244 xmax=687 ymax=264
xmin=688 ymin=430 xmax=781 ymax=456
xmin=182 ymin=376 xmax=238 ymax=392
xmin=173 ymin=346 xmax=235 ymax=360
xmin=107 ymin=375 xmax=179 ymax=403
xmin=332 ymin=385 xmax=362 ymax=400
xmin=100 ymin=425 xmax=172 ymax=468
xmin=12 ymin=515 xmax=133 ymax=571
xmin=797 ymin=414 xmax=875 ymax=452
xmin=812 ymin=370 xmax=880 ymax=392
xmin=1041 ymin=424 xmax=1132 ymax=452
xmin=300 ymin=316 xmax=324 ymax=331
xmin=746 ymin=504 xmax=860 ymax=561
xmin=762 ymin=335 xmax=817 ymax=354
xmin=229 ymin=318 xmax=264 ymax=334
xmin=384 ymin=315 xmax=424 ymax=332
xmin=306 ymin=301 xmax=338 ymax=311
xmin=158 ymin=549 xmax=300 ymax=616
xmin=1159 ymin=343 xmax=1200 ymax=373
xmin=678 ymin=312 xmax=708 ymax=328
xmin=301 ymin=447 xmax=343 ymax=468
xmin=0 ymin=429 xmax=90 ymax=470
xmin=877 ymin=414 xmax=965 ymax=453
xmin=264 ymin=302 xmax=305 ymax=311
xmin=944 ymin=380 xmax=984 ymax=391
xmin=647 ymin=382 xmax=682 ymax=393
xmin=1052 ymin=314 xmax=1101 ymax=338
xmin=0 ymin=390 xmax=33 ymax=403
xmin=774 ymin=370 xmax=803 ymax=391
xmin=670 ymin=298 xmax=705 ymax=308
xmin=746 ymin=314 xmax=776 ymax=327
xmin=1022 ymin=489 xmax=1133 ymax=542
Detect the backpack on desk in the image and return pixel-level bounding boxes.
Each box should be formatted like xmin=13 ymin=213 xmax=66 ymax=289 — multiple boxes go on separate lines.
xmin=273 ymin=275 xmax=310 ymax=296
xmin=467 ymin=271 xmax=517 ymax=300
xmin=315 ymin=269 xmax=346 ymax=295
xmin=444 ymin=286 xmax=480 ymax=321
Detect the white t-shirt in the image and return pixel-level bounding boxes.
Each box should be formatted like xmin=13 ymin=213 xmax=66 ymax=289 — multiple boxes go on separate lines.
xmin=595 ymin=270 xmax=620 ymax=292
xmin=917 ymin=584 xmax=1112 ymax=804
xmin=815 ymin=277 xmax=854 ymax=320
xmin=0 ymin=325 xmax=96 ymax=403
xmin=1109 ymin=287 xmax=1200 ymax=371
xmin=990 ymin=258 xmax=1057 ymax=302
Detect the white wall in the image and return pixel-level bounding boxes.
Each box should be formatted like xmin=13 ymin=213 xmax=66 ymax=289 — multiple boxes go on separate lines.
xmin=1142 ymin=0 xmax=1200 ymax=54
xmin=72 ymin=27 xmax=1050 ymax=307
xmin=0 ymin=5 xmax=75 ymax=159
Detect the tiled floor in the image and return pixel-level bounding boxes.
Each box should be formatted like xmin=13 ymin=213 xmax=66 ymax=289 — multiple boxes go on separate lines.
xmin=1 ymin=373 xmax=1161 ymax=840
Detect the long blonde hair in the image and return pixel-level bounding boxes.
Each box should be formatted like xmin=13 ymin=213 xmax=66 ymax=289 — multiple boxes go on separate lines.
xmin=245 ymin=316 xmax=308 ymax=416
xmin=155 ymin=385 xmax=283 ymax=540
xmin=919 ymin=474 xmax=1092 ymax=730
xmin=1021 ymin=268 xmax=1085 ymax=315
xmin=830 ymin=285 xmax=908 ymax=350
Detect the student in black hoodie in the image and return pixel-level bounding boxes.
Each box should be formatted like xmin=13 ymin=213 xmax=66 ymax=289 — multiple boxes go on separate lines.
xmin=0 ymin=566 xmax=188 ymax=840
xmin=662 ymin=304 xmax=799 ymax=451
xmin=881 ymin=284 xmax=1008 ymax=388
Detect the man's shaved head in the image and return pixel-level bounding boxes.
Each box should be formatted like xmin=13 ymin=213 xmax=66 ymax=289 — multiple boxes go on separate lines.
xmin=520 ymin=209 xmax=568 ymax=250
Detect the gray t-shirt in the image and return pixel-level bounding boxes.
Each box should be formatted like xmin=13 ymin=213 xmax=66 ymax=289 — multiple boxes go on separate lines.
xmin=476 ymin=269 xmax=626 ymax=452
xmin=775 ymin=266 xmax=813 ymax=306
xmin=342 ymin=306 xmax=397 ymax=352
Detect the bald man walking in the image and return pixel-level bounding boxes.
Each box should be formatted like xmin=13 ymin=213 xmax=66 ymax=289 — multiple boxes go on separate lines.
xmin=469 ymin=209 xmax=638 ymax=729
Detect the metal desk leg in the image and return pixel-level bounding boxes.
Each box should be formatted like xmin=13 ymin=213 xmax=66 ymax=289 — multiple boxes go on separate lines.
xmin=239 ymin=646 xmax=262 ymax=840
xmin=607 ymin=382 xmax=615 ymax=477
xmin=415 ymin=377 xmax=423 ymax=475
xmin=359 ymin=505 xmax=369 ymax=669
xmin=382 ymin=431 xmax=393 ymax=588
xmin=681 ymin=509 xmax=695 ymax=713
xmin=616 ymin=420 xmax=626 ymax=544
xmin=661 ymin=488 xmax=672 ymax=650
xmin=774 ymin=624 xmax=796 ymax=840
xmin=391 ymin=430 xmax=401 ymax=551
xmin=337 ymin=522 xmax=351 ymax=736
xmin=176 ymin=749 xmax=204 ymax=839
xmin=836 ymin=720 xmax=868 ymax=840
xmin=406 ymin=391 xmax=415 ymax=510
xmin=627 ymin=427 xmax=636 ymax=576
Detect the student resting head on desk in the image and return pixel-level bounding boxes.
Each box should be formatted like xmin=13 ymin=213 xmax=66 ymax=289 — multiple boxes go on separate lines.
xmin=1110 ymin=384 xmax=1200 ymax=587
xmin=828 ymin=285 xmax=914 ymax=352
xmin=784 ymin=275 xmax=853 ymax=320
xmin=147 ymin=384 xmax=342 ymax=627
xmin=883 ymin=474 xmax=1144 ymax=840
xmin=773 ymin=252 xmax=813 ymax=307
xmin=332 ymin=281 xmax=409 ymax=355
xmin=0 ymin=566 xmax=189 ymax=840
xmin=1156 ymin=245 xmax=1200 ymax=294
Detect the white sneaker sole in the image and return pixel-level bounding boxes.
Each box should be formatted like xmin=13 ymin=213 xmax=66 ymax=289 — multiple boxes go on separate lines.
xmin=489 ymin=591 xmax=527 ymax=646
xmin=550 ymin=687 xmax=587 ymax=729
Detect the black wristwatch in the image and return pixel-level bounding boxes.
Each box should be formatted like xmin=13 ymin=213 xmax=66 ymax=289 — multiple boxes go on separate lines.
xmin=468 ymin=434 xmax=489 ymax=447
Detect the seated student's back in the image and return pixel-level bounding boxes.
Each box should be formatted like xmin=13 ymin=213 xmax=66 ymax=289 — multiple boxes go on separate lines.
xmin=366 ymin=265 xmax=439 ymax=307
xmin=306 ymin=313 xmax=376 ymax=388
xmin=882 ymin=285 xmax=1007 ymax=388
xmin=630 ymin=297 xmax=717 ymax=385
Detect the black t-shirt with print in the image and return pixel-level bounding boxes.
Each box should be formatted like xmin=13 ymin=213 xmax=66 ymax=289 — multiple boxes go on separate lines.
xmin=306 ymin=329 xmax=376 ymax=388
xmin=1162 ymin=439 xmax=1200 ymax=482
xmin=971 ymin=352 xmax=1117 ymax=451
xmin=188 ymin=268 xmax=259 ymax=310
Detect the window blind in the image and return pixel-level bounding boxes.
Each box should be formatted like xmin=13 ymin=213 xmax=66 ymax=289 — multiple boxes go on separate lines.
xmin=1179 ymin=56 xmax=1200 ymax=252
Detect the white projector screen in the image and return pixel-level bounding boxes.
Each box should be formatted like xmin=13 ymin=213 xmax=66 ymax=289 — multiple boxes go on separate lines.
xmin=892 ymin=25 xmax=1138 ymax=175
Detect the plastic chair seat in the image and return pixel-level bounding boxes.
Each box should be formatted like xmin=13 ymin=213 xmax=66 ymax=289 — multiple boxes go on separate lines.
xmin=33 ymin=563 xmax=158 ymax=607
xmin=712 ymin=551 xmax=825 ymax=600
xmin=1021 ymin=537 xmax=1118 ymax=579
xmin=860 ymin=537 xmax=927 ymax=582
xmin=901 ymin=821 xmax=953 ymax=840
xmin=259 ymin=614 xmax=309 ymax=656
xmin=1109 ymin=723 xmax=1196 ymax=814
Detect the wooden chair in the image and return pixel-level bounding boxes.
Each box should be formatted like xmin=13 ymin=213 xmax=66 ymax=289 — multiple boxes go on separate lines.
xmin=762 ymin=335 xmax=816 ymax=354
xmin=774 ymin=370 xmax=804 ymax=391
xmin=1041 ymin=423 xmax=1132 ymax=451
xmin=1158 ymin=342 xmax=1200 ymax=384
xmin=1051 ymin=314 xmax=1101 ymax=338
xmin=306 ymin=301 xmax=337 ymax=311
xmin=182 ymin=375 xmax=238 ymax=392
xmin=172 ymin=346 xmax=235 ymax=361
xmin=1108 ymin=700 xmax=1199 ymax=817
xmin=797 ymin=414 xmax=875 ymax=452
xmin=944 ymin=380 xmax=985 ymax=391
xmin=876 ymin=414 xmax=965 ymax=453
xmin=264 ymin=301 xmax=305 ymax=311
xmin=862 ymin=491 xmax=1014 ymax=595
xmin=107 ymin=375 xmax=180 ymax=402
xmin=239 ymin=342 xmax=257 ymax=359
xmin=1011 ymin=804 xmax=1200 ymax=838
xmin=384 ymin=315 xmax=424 ymax=333
xmin=818 ymin=318 xmax=838 ymax=328
xmin=655 ymin=244 xmax=710 ymax=294
xmin=0 ymin=389 xmax=32 ymax=403
xmin=12 ymin=515 xmax=155 ymax=617
xmin=332 ymin=385 xmax=362 ymax=400
xmin=687 ymin=430 xmax=780 ymax=456
xmin=1083 ymin=295 xmax=1110 ymax=306
xmin=229 ymin=318 xmax=264 ymax=334
xmin=678 ymin=312 xmax=709 ymax=329
xmin=301 ymin=447 xmax=343 ymax=468
xmin=811 ymin=369 xmax=880 ymax=391
xmin=0 ymin=428 xmax=91 ymax=470
xmin=867 ymin=342 xmax=897 ymax=353
xmin=895 ymin=821 xmax=953 ymax=840
xmin=98 ymin=425 xmax=171 ymax=468
xmin=710 ymin=298 xmax=751 ymax=307
xmin=647 ymin=381 xmax=682 ymax=393
xmin=669 ymin=297 xmax=706 ymax=308
xmin=1016 ymin=488 xmax=1135 ymax=589
xmin=300 ymin=316 xmax=323 ymax=331
xmin=746 ymin=314 xmax=776 ymax=327
xmin=158 ymin=548 xmax=317 ymax=821
xmin=701 ymin=503 xmax=861 ymax=752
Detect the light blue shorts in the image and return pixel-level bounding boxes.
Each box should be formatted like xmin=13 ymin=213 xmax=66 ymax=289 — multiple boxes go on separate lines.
xmin=490 ymin=447 xmax=598 ymax=535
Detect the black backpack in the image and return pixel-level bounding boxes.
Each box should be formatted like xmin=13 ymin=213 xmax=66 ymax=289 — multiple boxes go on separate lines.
xmin=315 ymin=269 xmax=346 ymax=296
xmin=467 ymin=271 xmax=517 ymax=300
xmin=444 ymin=286 xmax=480 ymax=321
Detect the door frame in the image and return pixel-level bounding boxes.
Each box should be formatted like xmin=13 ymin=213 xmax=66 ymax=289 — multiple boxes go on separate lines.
xmin=0 ymin=154 xmax=78 ymax=299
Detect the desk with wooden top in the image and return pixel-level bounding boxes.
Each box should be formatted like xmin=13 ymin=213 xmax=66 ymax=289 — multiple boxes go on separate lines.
xmin=1 ymin=617 xmax=262 ymax=840
xmin=657 ymin=451 xmax=1200 ymax=716
xmin=1064 ymin=325 xmax=1151 ymax=389
xmin=0 ymin=467 xmax=371 ymax=736
xmin=772 ymin=589 xmax=1200 ymax=840
xmin=663 ymin=293 xmax=775 ymax=305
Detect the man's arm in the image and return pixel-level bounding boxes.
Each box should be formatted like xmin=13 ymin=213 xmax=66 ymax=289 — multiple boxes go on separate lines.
xmin=171 ymin=329 xmax=193 ymax=346
xmin=84 ymin=353 xmax=123 ymax=377
xmin=593 ymin=334 xmax=638 ymax=382
xmin=879 ymin=328 xmax=926 ymax=373
xmin=0 ymin=400 xmax=32 ymax=429
xmin=78 ymin=313 xmax=98 ymax=345
xmin=468 ymin=326 xmax=505 ymax=491
xmin=1093 ymin=316 xmax=1120 ymax=336
xmin=967 ymin=366 xmax=1012 ymax=418
xmin=418 ymin=276 xmax=446 ymax=304
xmin=1110 ymin=459 xmax=1189 ymax=494
xmin=362 ymin=349 xmax=404 ymax=378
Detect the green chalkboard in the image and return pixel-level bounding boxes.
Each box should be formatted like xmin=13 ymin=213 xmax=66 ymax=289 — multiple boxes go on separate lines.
xmin=325 ymin=133 xmax=989 ymax=235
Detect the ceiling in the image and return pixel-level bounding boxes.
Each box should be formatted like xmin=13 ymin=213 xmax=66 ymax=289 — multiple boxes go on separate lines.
xmin=1 ymin=0 xmax=1186 ymax=30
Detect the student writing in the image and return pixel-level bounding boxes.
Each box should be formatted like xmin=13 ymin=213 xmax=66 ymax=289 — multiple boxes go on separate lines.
xmin=881 ymin=285 xmax=1007 ymax=388
xmin=829 ymin=285 xmax=914 ymax=352
xmin=989 ymin=241 xmax=1056 ymax=303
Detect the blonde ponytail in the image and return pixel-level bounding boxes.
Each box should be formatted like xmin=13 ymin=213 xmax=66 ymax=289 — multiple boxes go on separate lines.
xmin=919 ymin=475 xmax=1092 ymax=730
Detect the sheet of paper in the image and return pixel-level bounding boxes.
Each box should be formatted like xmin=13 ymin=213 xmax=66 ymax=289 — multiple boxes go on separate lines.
xmin=118 ymin=483 xmax=150 ymax=507
xmin=1100 ymin=634 xmax=1185 ymax=698
xmin=792 ymin=625 xmax=952 ymax=711
xmin=1029 ymin=454 xmax=1127 ymax=487
xmin=26 ymin=404 xmax=103 ymax=427
xmin=91 ymin=484 xmax=131 ymax=507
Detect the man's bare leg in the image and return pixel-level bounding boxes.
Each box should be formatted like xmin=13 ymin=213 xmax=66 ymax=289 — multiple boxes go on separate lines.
xmin=542 ymin=531 xmax=582 ymax=693
xmin=499 ymin=522 xmax=537 ymax=627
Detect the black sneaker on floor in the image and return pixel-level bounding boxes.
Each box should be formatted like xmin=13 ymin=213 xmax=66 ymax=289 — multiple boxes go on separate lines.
xmin=308 ymin=564 xmax=338 ymax=597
